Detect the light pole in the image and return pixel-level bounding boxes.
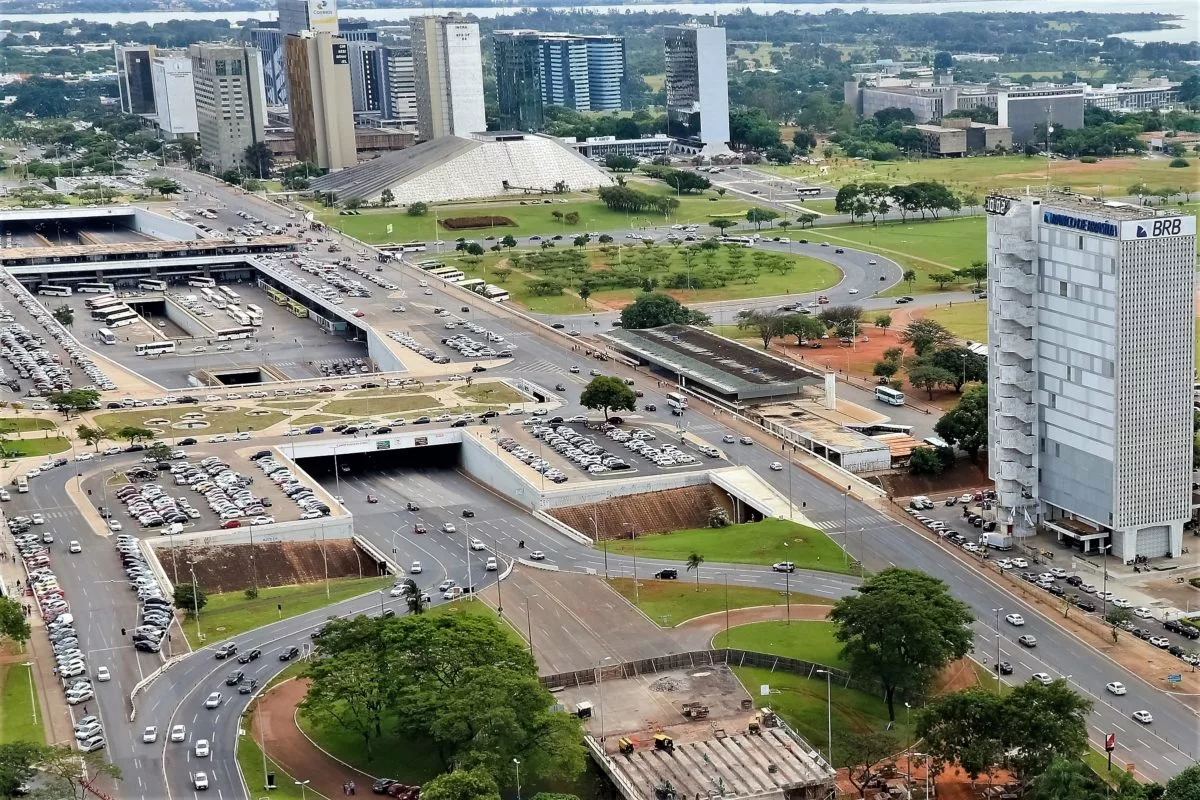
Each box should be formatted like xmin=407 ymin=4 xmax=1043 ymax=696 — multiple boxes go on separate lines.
xmin=513 ymin=759 xmax=522 ymax=800
xmin=597 ymin=655 xmax=613 ymax=744
xmin=992 ymin=607 xmax=1003 ymax=695
xmin=295 ymin=779 xmax=310 ymax=800
xmin=960 ymin=352 xmax=968 ymax=389
xmin=188 ymin=562 xmax=202 ymax=641
xmin=1100 ymin=543 xmax=1112 ymax=626
xmin=815 ymin=668 xmax=833 ymax=767
xmin=624 ymin=522 xmax=639 ymax=606
xmin=21 ymin=661 xmax=36 ymax=727
xmin=525 ymin=596 xmax=536 ymax=658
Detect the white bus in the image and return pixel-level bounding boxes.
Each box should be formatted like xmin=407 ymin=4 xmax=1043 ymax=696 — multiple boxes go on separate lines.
xmin=245 ymin=304 xmax=263 ymax=325
xmin=718 ymin=236 xmax=754 ymax=247
xmin=219 ymin=286 xmax=241 ymax=304
xmin=215 ymin=326 xmax=255 ymax=341
xmin=138 ymin=279 xmax=167 ymax=291
xmin=135 ymin=341 xmax=177 ymax=356
xmin=794 ymin=187 xmax=822 ymax=197
xmin=95 ymin=305 xmax=131 ymax=322
xmin=77 ymin=282 xmax=115 ymax=294
xmin=37 ymin=284 xmax=72 ymax=297
xmin=228 ymin=309 xmax=251 ymax=326
xmin=187 ymin=276 xmax=216 ymax=288
xmin=86 ymin=295 xmax=123 ymax=310
xmin=97 ymin=327 xmax=117 ymax=345
xmin=107 ymin=311 xmax=139 ymax=328
xmin=397 ymin=242 xmax=427 ymax=253
xmin=15 ymin=475 xmax=28 ymax=494
xmin=482 ymin=285 xmax=510 ymax=302
xmin=666 ymin=392 xmax=689 ymax=409
xmin=200 ymin=288 xmax=218 ymax=303
xmin=429 ymin=267 xmax=465 ymax=282
xmin=875 ymin=386 xmax=906 ymax=406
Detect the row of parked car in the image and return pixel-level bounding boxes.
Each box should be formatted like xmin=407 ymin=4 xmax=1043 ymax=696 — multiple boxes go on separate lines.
xmin=387 ymin=329 xmax=451 ymax=365
xmin=251 ymin=451 xmax=331 ymax=517
xmin=114 ymin=480 xmax=201 ymax=530
xmin=440 ymin=325 xmax=512 ymax=361
xmin=115 ymin=534 xmax=175 ymax=654
xmin=531 ymin=424 xmax=637 ymax=475
xmin=173 ymin=456 xmax=275 ymax=525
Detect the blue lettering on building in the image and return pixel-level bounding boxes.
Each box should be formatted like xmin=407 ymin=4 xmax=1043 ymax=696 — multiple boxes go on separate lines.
xmin=1042 ymin=211 xmax=1118 ymax=237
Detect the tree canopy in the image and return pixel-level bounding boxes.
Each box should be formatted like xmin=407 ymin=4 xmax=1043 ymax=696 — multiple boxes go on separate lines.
xmin=934 ymin=385 xmax=988 ymax=459
xmin=618 ymin=293 xmax=709 ymax=329
xmin=580 ymin=376 xmax=637 ymax=421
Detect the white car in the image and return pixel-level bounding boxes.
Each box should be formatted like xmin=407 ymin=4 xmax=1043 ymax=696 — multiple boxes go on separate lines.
xmin=170 ymin=724 xmax=187 ymax=742
xmin=1030 ymin=672 xmax=1053 ymax=686
xmin=208 ymin=435 xmax=228 ymax=443
xmin=108 ymin=520 xmax=122 ymax=532
xmin=193 ymin=772 xmax=209 ymax=790
xmin=68 ymin=540 xmax=82 ymax=553
xmin=410 ymin=561 xmax=423 ymax=574
xmin=1010 ymin=557 xmax=1029 ymax=569
xmin=284 ymin=428 xmax=302 ymax=437
xmin=204 ymin=692 xmax=221 ymax=709
xmin=389 ymin=585 xmax=406 ymax=597
xmin=96 ymin=666 xmax=110 ymax=682
xmin=234 ymin=432 xmax=251 ymax=441
xmin=75 ymin=452 xmax=94 ymax=462
xmin=103 ymin=447 xmax=122 ymax=456
xmin=769 ymin=462 xmax=783 ymax=471
xmin=529 ymin=550 xmax=545 ymax=561
xmin=1106 ymin=681 xmax=1127 ymax=696
xmin=1111 ymin=597 xmax=1132 ymax=609
xmin=1132 ymin=710 xmax=1153 ymax=725
xmin=469 ymin=538 xmax=485 ymax=551
xmin=1133 ymin=607 xmax=1154 ymax=619
xmin=194 ymin=739 xmax=210 ymax=757
xmin=31 ymin=513 xmax=44 ymax=525
xmin=441 ymin=522 xmax=456 ymax=534
xmin=142 ymin=726 xmax=158 ymax=743
xmin=1005 ymin=613 xmax=1025 ymax=627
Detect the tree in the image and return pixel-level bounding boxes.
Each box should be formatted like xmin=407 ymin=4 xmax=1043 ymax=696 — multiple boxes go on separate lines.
xmin=146 ymin=442 xmax=173 ymax=462
xmin=243 ymin=141 xmax=273 ymax=179
xmin=685 ymin=552 xmax=704 ymax=592
xmin=578 ymin=284 xmax=591 ymax=306
xmin=746 ymin=207 xmax=780 ymax=230
xmin=902 ymin=269 xmax=916 ymax=288
xmin=144 ymin=176 xmax=182 ymax=196
xmin=710 ymin=218 xmax=738 ymax=234
xmin=500 ymin=234 xmax=517 ymax=248
xmin=379 ymin=188 xmax=395 ymax=207
xmin=909 ymin=446 xmax=947 ymax=476
xmin=301 ymin=649 xmax=391 ymax=757
xmin=829 ymin=568 xmax=973 ymax=720
xmin=573 ymin=235 xmax=589 ymax=249
xmin=917 ymin=689 xmax=1007 ymax=781
xmin=958 ymin=261 xmax=988 ymax=289
xmin=907 ymin=364 xmax=956 ymax=400
xmin=842 ymin=731 xmax=899 ymax=797
xmin=933 ymin=51 xmax=954 ymax=70
xmin=465 ymin=242 xmax=485 ymax=257
xmin=179 ymin=137 xmax=201 ymax=167
xmin=929 ymin=272 xmax=956 ymax=290
xmin=900 ymin=319 xmax=954 ymax=356
xmin=619 ymin=293 xmax=708 ymax=329
xmin=782 ymin=313 xmax=825 ymax=345
xmin=174 ymin=583 xmax=208 ymax=615
xmin=873 ymin=313 xmax=892 ymax=333
xmin=407 ymin=202 xmax=429 ymax=217
xmin=0 ymin=596 xmax=30 ymax=648
xmin=1002 ymin=680 xmax=1091 ymax=781
xmin=52 ymin=304 xmax=74 ymax=328
xmin=1165 ymin=765 xmax=1200 ymax=800
xmin=604 ymin=153 xmax=639 ymax=172
xmin=1032 ymin=758 xmax=1111 ymax=800
xmin=738 ymin=310 xmax=787 ymax=349
xmin=116 ymin=425 xmax=155 ymax=447
xmin=422 ymin=768 xmax=501 ymax=800
xmin=873 ymin=360 xmax=899 ymax=380
xmin=0 ymin=742 xmax=120 ymax=799
xmin=796 ymin=211 xmax=819 ymax=229
xmin=1105 ymin=606 xmax=1133 ymax=628
xmin=928 ymin=347 xmax=987 ymax=392
xmin=580 ymin=376 xmax=636 ymax=422
xmin=76 ymin=424 xmax=107 ymax=451
xmin=935 ymin=385 xmax=988 ymax=459
xmin=399 ymin=578 xmax=426 ymax=615
xmin=48 ymin=388 xmax=99 ymax=420
xmin=765 ymin=146 xmax=794 ymax=165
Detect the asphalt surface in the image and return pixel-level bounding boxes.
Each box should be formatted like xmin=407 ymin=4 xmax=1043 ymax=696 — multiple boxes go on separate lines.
xmin=21 ymin=170 xmax=1196 ymax=797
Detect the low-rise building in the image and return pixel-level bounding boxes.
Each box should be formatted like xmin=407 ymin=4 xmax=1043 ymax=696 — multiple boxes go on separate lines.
xmin=570 ymin=134 xmax=672 ymax=160
xmin=910 ymin=123 xmax=967 ymax=156
xmin=940 ymin=117 xmax=1013 ymax=152
xmin=1083 ymin=81 xmax=1179 ymax=112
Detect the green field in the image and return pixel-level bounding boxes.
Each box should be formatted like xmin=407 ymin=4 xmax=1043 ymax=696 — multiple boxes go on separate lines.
xmin=711 ymin=620 xmax=848 ymax=670
xmin=732 ymin=666 xmax=912 ymax=766
xmin=184 ymin=577 xmax=392 ymax=648
xmin=920 ymin=302 xmax=989 ymax=343
xmin=607 ymin=578 xmax=831 ymax=627
xmin=94 ymin=407 xmax=287 ymax=437
xmin=322 ymin=394 xmax=441 ymax=416
xmin=764 ymin=153 xmax=1194 ymax=199
xmin=0 ymin=418 xmax=55 ymax=434
xmin=237 ymin=729 xmax=309 ymax=800
xmin=454 ymin=382 xmax=526 ymax=404
xmin=0 ymin=663 xmax=44 ymax=745
xmin=2 ymin=437 xmax=70 ymax=458
xmin=605 ymin=518 xmax=854 ymax=575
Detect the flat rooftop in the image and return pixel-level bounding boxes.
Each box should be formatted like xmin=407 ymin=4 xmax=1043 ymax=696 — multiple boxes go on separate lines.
xmin=0 ymin=235 xmax=301 ymax=265
xmin=1040 ymin=191 xmax=1179 ymax=221
xmin=756 ymin=400 xmax=890 ymax=455
xmin=601 ymin=325 xmax=819 ymax=401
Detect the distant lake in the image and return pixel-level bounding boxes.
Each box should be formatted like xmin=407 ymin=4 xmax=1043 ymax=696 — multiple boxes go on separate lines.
xmin=1 ymin=0 xmax=1195 ymax=43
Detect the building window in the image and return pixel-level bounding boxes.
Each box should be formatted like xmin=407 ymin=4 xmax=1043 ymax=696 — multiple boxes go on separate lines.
xmin=231 ymin=59 xmax=242 ymax=75
xmin=215 ymin=59 xmax=227 ymax=76
xmin=1059 ymin=281 xmax=1068 ymax=297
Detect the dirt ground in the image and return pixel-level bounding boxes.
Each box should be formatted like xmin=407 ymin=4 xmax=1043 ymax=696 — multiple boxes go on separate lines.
xmin=168 ymin=540 xmax=380 ymax=593
xmin=834 ymin=756 xmax=1017 ymax=800
xmin=877 ymin=468 xmax=992 ymax=499
xmin=1141 ymin=573 xmax=1200 ymax=611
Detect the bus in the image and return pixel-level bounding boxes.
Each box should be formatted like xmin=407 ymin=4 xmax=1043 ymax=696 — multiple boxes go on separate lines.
xmin=37 ymin=285 xmax=72 ymax=297
xmin=482 ymin=285 xmax=510 ymax=302
xmin=665 ymin=392 xmax=689 ymax=409
xmin=216 ymin=326 xmax=255 ymax=341
xmin=107 ymin=311 xmax=139 ymax=328
xmin=219 ymin=286 xmax=241 ymax=304
xmin=458 ymin=279 xmax=485 ymax=291
xmin=135 ymin=341 xmax=177 ymax=356
xmin=200 ymin=288 xmax=218 ymax=303
xmin=15 ymin=475 xmax=28 ymax=494
xmin=397 ymin=242 xmax=427 ymax=253
xmin=77 ymin=282 xmax=115 ymax=294
xmin=138 ymin=279 xmax=167 ymax=292
xmin=430 ymin=267 xmax=465 ymax=282
xmin=718 ymin=236 xmax=754 ymax=247
xmin=187 ymin=276 xmax=216 ymax=288
xmin=875 ymin=386 xmax=906 ymax=406
xmin=97 ymin=327 xmax=117 ymax=345
xmin=86 ymin=295 xmax=123 ymax=310
xmin=228 ymin=309 xmax=251 ymax=327
xmin=794 ymin=187 xmax=822 ymax=197
xmin=94 ymin=305 xmax=131 ymax=322
xmin=266 ymin=287 xmax=289 ymax=306
xmin=245 ymin=304 xmax=263 ymax=325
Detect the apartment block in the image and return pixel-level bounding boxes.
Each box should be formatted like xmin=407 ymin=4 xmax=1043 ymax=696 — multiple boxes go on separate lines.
xmin=664 ymin=24 xmax=729 ymax=154
xmin=284 ymin=31 xmax=357 ymax=170
xmin=411 ymin=14 xmax=485 ymax=141
xmin=189 ymin=43 xmax=266 ymax=174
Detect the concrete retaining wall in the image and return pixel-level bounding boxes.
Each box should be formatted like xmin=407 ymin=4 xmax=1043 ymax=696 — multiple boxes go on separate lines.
xmin=459 ymin=432 xmax=542 ymax=510
xmin=143 ymin=514 xmax=355 ymax=551
xmin=537 ymin=469 xmax=712 ymax=510
xmin=365 ymin=326 xmax=407 ymax=374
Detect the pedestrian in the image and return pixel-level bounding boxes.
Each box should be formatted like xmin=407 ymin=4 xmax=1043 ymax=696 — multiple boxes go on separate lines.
xmin=343 ymin=783 xmax=348 ymax=796
xmin=83 ymin=705 xmax=88 ymax=715
xmin=349 ymin=781 xmax=356 ymax=795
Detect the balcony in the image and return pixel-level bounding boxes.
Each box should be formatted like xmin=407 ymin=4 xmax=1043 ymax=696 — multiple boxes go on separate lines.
xmin=996 ymin=397 xmax=1035 ymax=423
xmin=998 ymin=366 xmax=1034 ymax=392
xmin=997 ymin=334 xmax=1036 ymax=360
xmin=996 ymin=461 xmax=1036 ymax=485
xmin=997 ymin=265 xmax=1036 ymax=294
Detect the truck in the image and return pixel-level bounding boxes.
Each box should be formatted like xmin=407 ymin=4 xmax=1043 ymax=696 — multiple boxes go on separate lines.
xmin=983 ymin=531 xmax=1013 ymax=551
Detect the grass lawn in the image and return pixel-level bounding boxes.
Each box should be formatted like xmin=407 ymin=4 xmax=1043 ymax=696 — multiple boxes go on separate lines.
xmin=2 ymin=437 xmax=70 ymax=458
xmin=732 ymin=665 xmax=912 ymax=766
xmin=321 ymin=394 xmax=440 ymax=416
xmin=607 ymin=578 xmax=832 ymax=627
xmin=763 ymin=153 xmax=1194 ymax=199
xmin=290 ymin=414 xmax=342 ymax=427
xmin=711 ymin=620 xmax=847 ymax=670
xmin=605 ymin=518 xmax=854 ymax=575
xmin=0 ymin=418 xmax=55 ymax=433
xmin=0 ymin=663 xmax=44 ymax=745
xmin=800 ymin=217 xmax=985 ymax=295
xmin=259 ymin=399 xmax=319 ymax=410
xmin=919 ymin=301 xmax=989 ymax=343
xmin=1082 ymin=749 xmax=1129 ymax=787
xmin=708 ymin=324 xmax=759 ymax=340
xmin=94 ymin=407 xmax=288 ymax=436
xmin=238 ymin=730 xmax=309 ymax=800
xmin=183 ymin=576 xmax=392 ymax=648
xmin=454 ymin=382 xmax=525 ymax=404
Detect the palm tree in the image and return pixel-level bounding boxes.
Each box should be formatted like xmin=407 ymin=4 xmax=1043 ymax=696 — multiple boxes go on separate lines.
xmin=402 ymin=578 xmax=426 ymax=615
xmin=685 ymin=552 xmax=705 ymax=592
xmin=53 ymin=305 xmax=73 ymax=328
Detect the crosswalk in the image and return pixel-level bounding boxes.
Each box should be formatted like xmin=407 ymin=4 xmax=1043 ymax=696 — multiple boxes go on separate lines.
xmin=807 ymin=514 xmax=883 ymax=532
xmin=510 ymin=359 xmax=565 ymax=375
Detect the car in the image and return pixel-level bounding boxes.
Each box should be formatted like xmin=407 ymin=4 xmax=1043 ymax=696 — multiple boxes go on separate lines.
xmin=1132 ymin=710 xmax=1153 ymax=725
xmin=238 ymin=679 xmax=258 ymax=694
xmin=1030 ymin=672 xmax=1053 ymax=686
xmin=193 ymin=772 xmax=209 ymax=790
xmin=80 ymin=735 xmax=106 ymax=753
xmin=1112 ymin=597 xmax=1132 ymax=609
xmin=654 ymin=569 xmax=678 ymax=580
xmin=237 ymin=648 xmax=261 ymax=664
xmin=995 ymin=661 xmax=1013 ymax=675
xmin=1010 ymin=557 xmax=1029 ymax=569
xmin=143 ymin=726 xmax=158 ymax=743
xmin=170 ymin=724 xmax=187 ymax=742
xmin=529 ymin=550 xmax=545 ymax=560
xmin=279 ymin=646 xmax=300 ymax=661
xmin=225 ymin=670 xmax=244 ymax=686
xmin=769 ymin=462 xmax=783 ymax=471
xmin=410 ymin=561 xmax=423 ymax=574
xmin=772 ymin=562 xmax=796 ymax=573
xmin=68 ymin=540 xmax=82 ymax=553
xmin=30 ymin=514 xmax=43 ymax=525
xmin=413 ymin=524 xmax=427 ymax=534
xmin=1133 ymin=607 xmax=1154 ymax=619
xmin=1106 ymin=681 xmax=1127 ymax=695
xmin=461 ymin=509 xmax=475 ymax=518
xmin=204 ymin=692 xmax=222 ymax=709
xmin=1017 ymin=634 xmax=1037 ymax=648
xmin=1005 ymin=613 xmax=1025 ymax=627
xmin=441 ymin=522 xmax=457 ymax=533
xmin=722 ymin=434 xmax=735 ymax=443
xmin=194 ymin=739 xmax=210 ymax=757
xmin=1149 ymin=636 xmax=1171 ymax=648
xmin=740 ymin=436 xmax=753 ymax=445
xmin=215 ymin=642 xmax=238 ymax=659
xmin=469 ymin=538 xmax=485 ymax=551
xmin=96 ymin=666 xmax=110 ymax=682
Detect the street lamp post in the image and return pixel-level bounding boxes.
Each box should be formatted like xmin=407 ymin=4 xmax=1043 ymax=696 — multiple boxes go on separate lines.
xmin=1101 ymin=543 xmax=1112 ymax=626
xmin=295 ymin=780 xmax=310 ymax=800
xmin=21 ymin=661 xmax=36 ymax=727
xmin=597 ymin=655 xmax=613 ymax=743
xmin=624 ymin=523 xmax=639 ymax=606
xmin=992 ymin=607 xmax=1003 ymax=695
xmin=815 ymin=668 xmax=833 ymax=767
xmin=188 ymin=562 xmax=202 ymax=641
xmin=513 ymin=759 xmax=522 ymax=800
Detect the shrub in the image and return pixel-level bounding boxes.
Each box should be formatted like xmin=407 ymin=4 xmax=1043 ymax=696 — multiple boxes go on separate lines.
xmin=708 ymin=507 xmax=731 ymax=528
xmin=1079 ymin=155 xmax=1098 ymax=164
xmin=1169 ymin=158 xmax=1190 ymax=168
xmin=440 ymin=215 xmax=517 ymax=230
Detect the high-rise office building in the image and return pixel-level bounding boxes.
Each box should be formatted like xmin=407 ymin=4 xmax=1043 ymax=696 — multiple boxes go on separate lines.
xmin=260 ymin=0 xmax=375 ymax=106
xmin=189 ymin=43 xmax=266 ymax=174
xmin=277 ymin=0 xmax=338 ymax=35
xmin=284 ymin=31 xmax=357 ymax=170
xmin=410 ymin=14 xmax=485 ymax=141
xmin=249 ymin=25 xmax=287 ymax=106
xmin=149 ymin=56 xmax=198 ymax=138
xmin=997 ymin=87 xmax=1084 ymax=146
xmin=380 ymin=45 xmax=417 ymax=126
xmin=494 ymin=31 xmax=625 ymax=131
xmin=114 ymin=43 xmax=158 ymax=115
xmin=664 ymin=24 xmax=729 ymax=154
xmin=986 ymin=192 xmax=1196 ymax=560
xmin=347 ymin=40 xmax=383 ymax=113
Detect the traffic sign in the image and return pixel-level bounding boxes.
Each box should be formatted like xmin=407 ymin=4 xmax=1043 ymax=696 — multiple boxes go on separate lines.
xmin=1104 ymin=733 xmax=1116 ymax=752
xmin=1167 ymin=673 xmax=1182 ymax=684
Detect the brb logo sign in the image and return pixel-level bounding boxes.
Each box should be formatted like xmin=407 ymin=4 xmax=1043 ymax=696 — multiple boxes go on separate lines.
xmin=1042 ymin=211 xmax=1118 ymax=237
xmin=1135 ymin=218 xmax=1184 ymax=238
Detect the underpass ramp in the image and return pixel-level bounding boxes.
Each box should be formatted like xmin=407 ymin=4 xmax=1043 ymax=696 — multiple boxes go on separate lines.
xmin=709 ymin=466 xmax=815 ymax=527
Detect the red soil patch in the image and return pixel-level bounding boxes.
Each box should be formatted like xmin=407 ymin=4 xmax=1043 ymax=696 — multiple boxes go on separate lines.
xmin=170 ymin=540 xmax=380 ymax=594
